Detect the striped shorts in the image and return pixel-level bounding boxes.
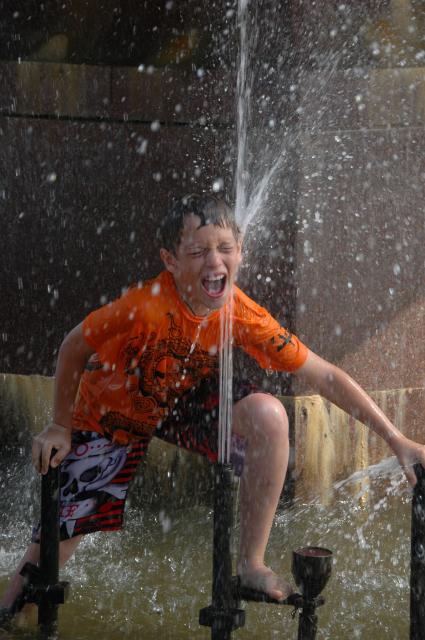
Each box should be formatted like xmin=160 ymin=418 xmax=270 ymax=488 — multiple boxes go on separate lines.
xmin=32 ymin=379 xmax=256 ymax=541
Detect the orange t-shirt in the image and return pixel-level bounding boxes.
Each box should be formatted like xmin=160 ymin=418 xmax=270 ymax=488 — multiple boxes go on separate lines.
xmin=73 ymin=271 xmax=308 ymax=443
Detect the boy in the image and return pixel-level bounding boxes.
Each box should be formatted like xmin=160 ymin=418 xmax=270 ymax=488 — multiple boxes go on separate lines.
xmin=2 ymin=193 xmax=425 ymax=620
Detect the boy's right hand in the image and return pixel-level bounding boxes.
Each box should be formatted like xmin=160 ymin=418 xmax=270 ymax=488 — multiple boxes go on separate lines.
xmin=32 ymin=423 xmax=72 ymax=474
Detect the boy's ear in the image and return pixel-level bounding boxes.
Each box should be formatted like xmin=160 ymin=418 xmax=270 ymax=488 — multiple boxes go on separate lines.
xmin=160 ymin=248 xmax=178 ymax=274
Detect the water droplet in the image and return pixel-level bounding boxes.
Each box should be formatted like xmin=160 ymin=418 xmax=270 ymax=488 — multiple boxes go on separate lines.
xmin=136 ymin=138 xmax=148 ymax=155
xmin=212 ymin=178 xmax=224 ymax=192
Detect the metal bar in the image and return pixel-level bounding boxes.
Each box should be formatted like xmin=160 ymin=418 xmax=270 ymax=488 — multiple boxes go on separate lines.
xmin=410 ymin=463 xmax=425 ymax=640
xmin=211 ymin=463 xmax=237 ymax=640
xmin=199 ymin=462 xmax=245 ymax=638
xmin=38 ymin=463 xmax=60 ymax=635
xmin=212 ymin=464 xmax=234 ymax=612
xmin=297 ymin=602 xmax=318 ymax=640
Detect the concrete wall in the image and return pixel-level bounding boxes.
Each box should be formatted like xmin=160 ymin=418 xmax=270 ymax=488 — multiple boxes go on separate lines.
xmin=294 ymin=66 xmax=425 ymax=392
xmin=4 ymin=8 xmax=425 ymax=395
xmin=0 ymin=59 xmax=298 ymax=395
xmin=0 ymin=61 xmax=236 ymax=376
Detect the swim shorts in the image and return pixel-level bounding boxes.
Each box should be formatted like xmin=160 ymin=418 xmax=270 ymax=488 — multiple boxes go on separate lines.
xmin=32 ymin=378 xmax=257 ymax=541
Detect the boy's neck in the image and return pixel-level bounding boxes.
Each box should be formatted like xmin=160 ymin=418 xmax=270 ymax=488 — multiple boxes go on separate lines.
xmin=173 ymin=278 xmax=209 ymax=317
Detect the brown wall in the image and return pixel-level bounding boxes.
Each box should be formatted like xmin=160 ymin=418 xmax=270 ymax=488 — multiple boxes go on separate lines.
xmin=3 ymin=1 xmax=425 ymax=398
xmin=0 ymin=62 xmax=236 ymax=375
xmin=0 ymin=58 xmax=298 ymax=394
xmin=294 ymin=67 xmax=425 ymax=391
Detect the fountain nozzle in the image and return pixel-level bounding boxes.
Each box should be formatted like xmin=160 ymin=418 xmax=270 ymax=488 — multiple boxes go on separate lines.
xmin=292 ymin=546 xmax=333 ymax=601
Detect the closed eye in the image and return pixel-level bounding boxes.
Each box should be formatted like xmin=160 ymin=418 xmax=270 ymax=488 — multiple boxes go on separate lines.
xmin=187 ymin=244 xmax=235 ymax=257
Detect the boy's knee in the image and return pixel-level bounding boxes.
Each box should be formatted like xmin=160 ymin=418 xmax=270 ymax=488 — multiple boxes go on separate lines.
xmin=236 ymin=393 xmax=289 ymax=443
xmin=260 ymin=395 xmax=289 ymax=443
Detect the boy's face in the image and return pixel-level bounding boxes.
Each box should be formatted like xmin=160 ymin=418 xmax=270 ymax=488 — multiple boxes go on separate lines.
xmin=160 ymin=213 xmax=242 ymax=316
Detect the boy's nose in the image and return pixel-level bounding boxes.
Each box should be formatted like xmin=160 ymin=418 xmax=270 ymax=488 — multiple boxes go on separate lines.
xmin=205 ymin=249 xmax=222 ymax=267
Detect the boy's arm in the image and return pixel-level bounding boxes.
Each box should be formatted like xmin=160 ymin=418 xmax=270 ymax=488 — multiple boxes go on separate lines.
xmin=32 ymin=322 xmax=95 ymax=475
xmin=295 ymin=349 xmax=425 ymax=485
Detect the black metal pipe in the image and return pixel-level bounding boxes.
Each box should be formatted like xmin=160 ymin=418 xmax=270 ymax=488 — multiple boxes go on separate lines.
xmin=38 ymin=462 xmax=60 ymax=634
xmin=199 ymin=462 xmax=245 ymax=639
xmin=410 ymin=463 xmax=425 ymax=640
xmin=19 ymin=459 xmax=69 ymax=637
xmin=297 ymin=601 xmax=318 ymax=640
xmin=212 ymin=464 xmax=234 ymax=612
xmin=211 ymin=463 xmax=240 ymax=640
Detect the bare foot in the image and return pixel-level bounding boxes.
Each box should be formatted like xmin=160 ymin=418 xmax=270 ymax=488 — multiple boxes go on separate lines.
xmin=238 ymin=564 xmax=294 ymax=602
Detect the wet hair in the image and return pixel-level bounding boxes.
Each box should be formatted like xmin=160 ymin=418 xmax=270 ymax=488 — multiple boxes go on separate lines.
xmin=158 ymin=193 xmax=240 ymax=253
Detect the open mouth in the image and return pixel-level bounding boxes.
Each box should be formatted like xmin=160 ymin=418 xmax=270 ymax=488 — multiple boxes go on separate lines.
xmin=201 ymin=274 xmax=227 ymax=298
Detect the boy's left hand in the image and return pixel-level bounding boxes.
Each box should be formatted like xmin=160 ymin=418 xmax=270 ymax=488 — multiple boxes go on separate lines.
xmin=391 ymin=435 xmax=425 ymax=486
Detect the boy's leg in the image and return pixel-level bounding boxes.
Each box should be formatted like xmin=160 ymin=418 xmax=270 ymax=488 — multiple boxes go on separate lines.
xmin=232 ymin=392 xmax=291 ymax=601
xmin=0 ymin=536 xmax=82 ymax=613
xmin=156 ymin=385 xmax=291 ymax=601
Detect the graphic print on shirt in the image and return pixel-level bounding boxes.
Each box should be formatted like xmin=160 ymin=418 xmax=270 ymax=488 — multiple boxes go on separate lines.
xmin=270 ymin=331 xmax=296 ymax=353
xmin=99 ymin=312 xmax=218 ymax=441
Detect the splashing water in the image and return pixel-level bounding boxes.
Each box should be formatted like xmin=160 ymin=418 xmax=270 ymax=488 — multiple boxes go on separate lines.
xmin=218 ymin=0 xmax=290 ymax=459
xmin=234 ymin=0 xmax=285 ymax=235
xmin=0 ymin=449 xmax=413 ymax=638
xmin=217 ymin=0 xmax=254 ymax=462
xmin=234 ymin=0 xmax=252 ymax=229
